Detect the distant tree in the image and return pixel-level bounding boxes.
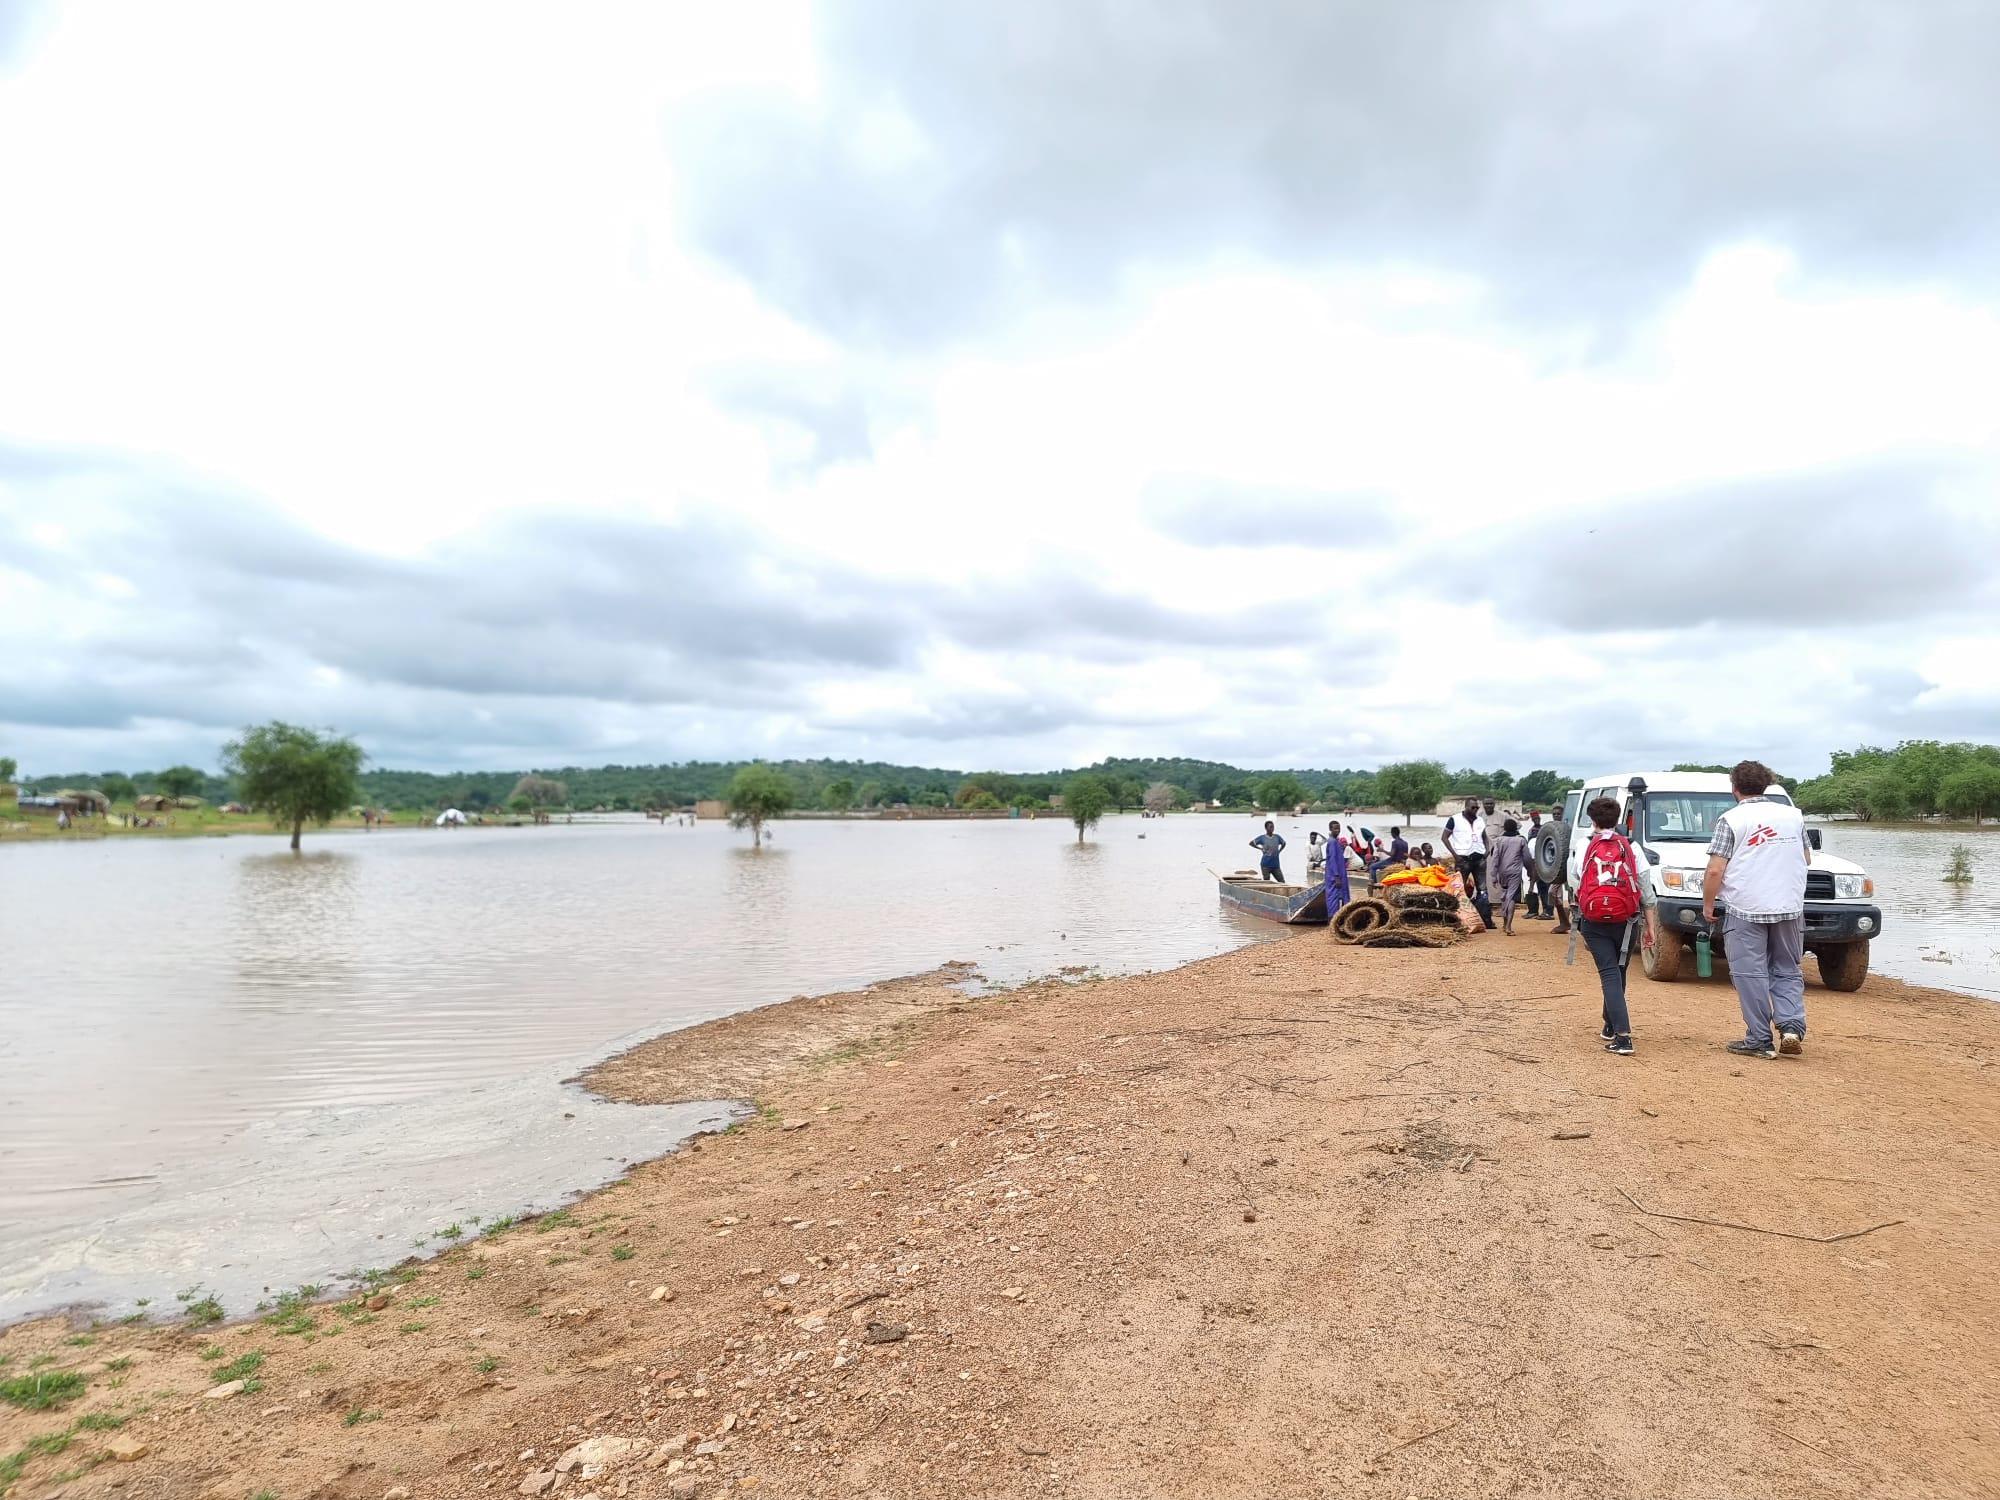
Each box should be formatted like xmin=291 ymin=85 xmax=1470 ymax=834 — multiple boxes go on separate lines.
xmin=1487 ymin=768 xmax=1516 ymax=796
xmin=955 ymin=781 xmax=995 ymax=808
xmin=0 ymin=756 xmax=16 ymax=784
xmin=1513 ymin=769 xmax=1568 ymax=807
xmin=1142 ymin=781 xmax=1180 ymax=814
xmin=1107 ymin=776 xmax=1146 ymax=812
xmin=1190 ymin=772 xmax=1221 ymax=802
xmin=1940 ymin=765 xmax=2000 ymax=823
xmin=1343 ymin=771 xmax=1379 ymax=808
xmin=1216 ymin=778 xmax=1255 ymax=807
xmin=856 ymin=780 xmax=883 ymax=808
xmin=1255 ymin=773 xmax=1307 ymax=811
xmin=824 ymin=778 xmax=856 ymax=811
xmin=1377 ymin=760 xmax=1449 ymax=822
xmin=726 ymin=763 xmax=795 ymax=847
xmin=466 ymin=788 xmax=493 ymax=810
xmin=222 ymin=722 xmax=364 ymax=851
xmin=98 ymin=772 xmax=136 ymax=803
xmin=913 ymin=790 xmax=950 ymax=808
xmin=156 ymin=765 xmax=206 ymax=800
xmin=507 ymin=795 xmax=532 ymax=815
xmin=510 ymin=774 xmax=568 ymax=810
xmin=879 ymin=782 xmax=912 ymax=807
xmin=961 ymin=789 xmax=1003 ymax=810
xmin=1065 ymin=775 xmax=1112 ymax=843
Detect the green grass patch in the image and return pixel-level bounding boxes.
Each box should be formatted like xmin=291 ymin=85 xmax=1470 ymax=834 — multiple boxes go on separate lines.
xmin=183 ymin=1296 xmax=224 ymax=1327
xmin=464 ymin=1264 xmax=488 ymax=1281
xmin=75 ymin=1413 xmax=125 ymax=1432
xmin=407 ymin=1295 xmax=438 ymax=1309
xmin=104 ymin=1358 xmax=132 ymax=1374
xmin=533 ymin=1211 xmax=574 ymax=1233
xmin=199 ymin=1344 xmax=226 ymax=1361
xmin=397 ymin=1322 xmax=426 ymax=1335
xmin=484 ymin=1216 xmax=516 ymax=1235
xmin=342 ymin=1408 xmax=380 ymax=1427
xmin=61 ymin=1335 xmax=94 ymax=1348
xmin=438 ymin=1223 xmax=464 ymax=1240
xmin=264 ymin=1312 xmax=315 ymax=1337
xmin=23 ymin=1431 xmax=71 ymax=1458
xmin=215 ymin=1351 xmax=264 ymax=1383
xmin=474 ymin=1356 xmax=499 ymax=1374
xmin=0 ymin=1451 xmax=27 ymax=1494
xmin=610 ymin=1245 xmax=635 ymax=1262
xmin=0 ymin=1372 xmax=86 ymax=1411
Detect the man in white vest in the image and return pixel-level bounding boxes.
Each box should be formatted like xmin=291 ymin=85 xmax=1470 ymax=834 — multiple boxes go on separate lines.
xmin=1702 ymin=759 xmax=1811 ymax=1058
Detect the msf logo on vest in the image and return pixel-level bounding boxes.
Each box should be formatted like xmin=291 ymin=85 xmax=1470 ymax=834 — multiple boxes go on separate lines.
xmin=1743 ymin=824 xmax=1782 ymax=848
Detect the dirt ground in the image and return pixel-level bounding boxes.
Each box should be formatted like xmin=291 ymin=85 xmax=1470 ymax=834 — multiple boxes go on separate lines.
xmin=5 ymin=927 xmax=1997 ymax=1500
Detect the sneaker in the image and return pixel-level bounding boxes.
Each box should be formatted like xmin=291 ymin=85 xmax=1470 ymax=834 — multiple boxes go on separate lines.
xmin=1597 ymin=1026 xmax=1615 ymax=1042
xmin=1725 ymin=1037 xmax=1777 ymax=1059
xmin=1605 ymin=1037 xmax=1635 ymax=1056
xmin=1778 ymin=1029 xmax=1804 ymax=1056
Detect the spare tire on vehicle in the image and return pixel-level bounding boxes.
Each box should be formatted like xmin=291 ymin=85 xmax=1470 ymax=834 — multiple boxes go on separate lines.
xmin=1529 ymin=819 xmax=1570 ymax=887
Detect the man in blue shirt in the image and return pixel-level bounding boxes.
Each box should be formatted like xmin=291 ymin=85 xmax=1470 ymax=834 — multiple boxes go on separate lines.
xmin=1250 ymin=821 xmax=1287 ymax=882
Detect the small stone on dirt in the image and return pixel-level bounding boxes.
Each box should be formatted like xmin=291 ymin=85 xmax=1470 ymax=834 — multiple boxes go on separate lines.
xmin=650 ymin=1286 xmax=674 ymax=1302
xmin=366 ymin=1293 xmax=392 ymax=1311
xmin=106 ymin=1434 xmax=149 ymax=1462
xmin=202 ymin=1379 xmax=246 ymax=1400
xmin=667 ymin=1479 xmax=698 ymax=1499
xmin=999 ymin=1287 xmax=1024 ymax=1300
xmin=781 ymin=1118 xmax=809 ymax=1131
xmin=555 ymin=1437 xmax=650 ymax=1474
xmin=384 ymin=1488 xmax=412 ymax=1500
xmin=1242 ymin=1211 xmax=1258 ymax=1223
xmin=863 ymin=1320 xmax=909 ymax=1344
xmin=519 ymin=1472 xmax=557 ymax=1497
xmin=1552 ymin=1130 xmax=1593 ymax=1141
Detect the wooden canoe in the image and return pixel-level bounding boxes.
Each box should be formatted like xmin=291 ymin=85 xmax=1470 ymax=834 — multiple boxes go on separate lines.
xmin=1216 ymin=871 xmax=1330 ymax=925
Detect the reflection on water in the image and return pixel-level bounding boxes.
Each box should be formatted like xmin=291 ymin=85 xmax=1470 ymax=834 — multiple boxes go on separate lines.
xmin=3 ymin=812 xmax=1991 ymax=1321
xmin=1 ymin=814 xmax=1290 ymax=1320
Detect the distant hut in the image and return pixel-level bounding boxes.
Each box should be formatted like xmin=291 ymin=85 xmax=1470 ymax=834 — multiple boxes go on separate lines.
xmin=221 ymin=801 xmax=249 ymax=814
xmin=135 ymin=793 xmax=173 ymax=812
xmin=55 ymin=788 xmax=110 ymax=816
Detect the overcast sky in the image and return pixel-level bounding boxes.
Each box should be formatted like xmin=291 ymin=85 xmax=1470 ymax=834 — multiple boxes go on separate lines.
xmin=4 ymin=1 xmax=1998 ymax=779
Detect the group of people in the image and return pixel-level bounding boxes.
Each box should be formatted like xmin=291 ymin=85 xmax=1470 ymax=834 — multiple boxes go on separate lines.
xmin=1438 ymin=796 xmax=1558 ymax=933
xmin=1569 ymin=759 xmax=1813 ymax=1060
xmin=1250 ymin=758 xmax=1816 ymax=1064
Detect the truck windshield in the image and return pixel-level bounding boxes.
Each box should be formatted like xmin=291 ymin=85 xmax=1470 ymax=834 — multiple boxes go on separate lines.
xmin=1644 ymin=793 xmax=1775 ymax=842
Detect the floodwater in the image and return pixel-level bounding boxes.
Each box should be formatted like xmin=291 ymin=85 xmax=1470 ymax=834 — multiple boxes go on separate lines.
xmin=1 ymin=813 xmax=1290 ymax=1322
xmin=2 ymin=811 xmax=1992 ymax=1324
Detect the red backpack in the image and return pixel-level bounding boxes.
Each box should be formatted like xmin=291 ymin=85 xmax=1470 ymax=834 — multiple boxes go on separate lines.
xmin=1576 ymin=833 xmax=1641 ymax=923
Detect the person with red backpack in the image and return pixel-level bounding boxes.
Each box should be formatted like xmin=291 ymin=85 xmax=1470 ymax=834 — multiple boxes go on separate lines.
xmin=1575 ymin=795 xmax=1643 ymax=1055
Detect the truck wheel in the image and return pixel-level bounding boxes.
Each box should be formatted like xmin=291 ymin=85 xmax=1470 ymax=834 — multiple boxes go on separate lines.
xmin=1814 ymin=943 xmax=1869 ymax=992
xmin=1529 ymin=820 xmax=1570 ymax=887
xmin=1639 ymin=909 xmax=1683 ymax=982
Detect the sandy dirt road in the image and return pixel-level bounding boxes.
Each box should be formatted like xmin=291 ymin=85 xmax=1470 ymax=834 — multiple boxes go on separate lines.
xmin=4 ymin=928 xmax=1995 ymax=1499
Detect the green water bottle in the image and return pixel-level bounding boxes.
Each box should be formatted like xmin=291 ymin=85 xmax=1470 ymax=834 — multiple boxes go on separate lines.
xmin=1695 ymin=928 xmax=1713 ymax=978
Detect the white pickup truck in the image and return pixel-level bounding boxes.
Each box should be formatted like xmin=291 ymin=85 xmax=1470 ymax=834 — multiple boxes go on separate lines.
xmin=1527 ymin=771 xmax=1882 ymax=991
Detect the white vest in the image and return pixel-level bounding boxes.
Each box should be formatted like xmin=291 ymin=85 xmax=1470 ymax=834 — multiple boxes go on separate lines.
xmin=1717 ymin=798 xmax=1807 ymax=918
xmin=1446 ymin=813 xmax=1484 ymax=856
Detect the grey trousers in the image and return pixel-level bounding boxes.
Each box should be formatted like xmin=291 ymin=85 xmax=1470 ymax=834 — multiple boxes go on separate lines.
xmin=1723 ymin=912 xmax=1807 ymax=1041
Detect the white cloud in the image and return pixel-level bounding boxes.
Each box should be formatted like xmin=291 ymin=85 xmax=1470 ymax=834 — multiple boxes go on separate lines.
xmin=2 ymin=2 xmax=1997 ymax=781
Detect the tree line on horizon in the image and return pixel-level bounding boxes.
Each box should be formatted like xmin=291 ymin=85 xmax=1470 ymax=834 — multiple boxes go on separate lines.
xmin=10 ymin=738 xmax=2000 ymax=827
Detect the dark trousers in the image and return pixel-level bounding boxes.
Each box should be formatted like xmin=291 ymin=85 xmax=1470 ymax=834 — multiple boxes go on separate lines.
xmin=1581 ymin=918 xmax=1636 ymax=1036
xmin=1260 ymin=857 xmax=1283 ymax=883
xmin=1456 ymin=853 xmax=1488 ymax=898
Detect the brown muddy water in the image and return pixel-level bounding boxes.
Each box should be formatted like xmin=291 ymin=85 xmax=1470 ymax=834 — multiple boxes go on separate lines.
xmin=2 ymin=812 xmax=1990 ymax=1325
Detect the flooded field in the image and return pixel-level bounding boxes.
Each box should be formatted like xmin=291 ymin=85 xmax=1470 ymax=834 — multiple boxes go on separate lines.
xmin=3 ymin=811 xmax=1990 ymax=1323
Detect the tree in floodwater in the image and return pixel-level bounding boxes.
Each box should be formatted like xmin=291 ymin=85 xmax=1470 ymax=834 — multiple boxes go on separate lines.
xmin=222 ymin=722 xmax=364 ymax=851
xmin=1064 ymin=775 xmax=1111 ymax=844
xmin=1376 ymin=760 xmax=1448 ymax=823
xmin=1255 ymin=772 xmax=1307 ymax=811
xmin=1142 ymin=780 xmax=1180 ymax=814
xmin=726 ymin=763 xmax=795 ymax=847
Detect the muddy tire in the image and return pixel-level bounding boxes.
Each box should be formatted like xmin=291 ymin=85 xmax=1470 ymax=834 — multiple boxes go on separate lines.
xmin=1529 ymin=820 xmax=1570 ymax=887
xmin=1814 ymin=942 xmax=1870 ymax=992
xmin=1639 ymin=908 xmax=1684 ymax=982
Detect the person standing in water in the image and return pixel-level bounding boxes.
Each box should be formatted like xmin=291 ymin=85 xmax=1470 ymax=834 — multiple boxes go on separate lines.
xmin=1250 ymin=821 xmax=1287 ymax=882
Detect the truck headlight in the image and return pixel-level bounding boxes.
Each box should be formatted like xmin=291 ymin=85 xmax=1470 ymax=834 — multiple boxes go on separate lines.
xmin=1661 ymin=870 xmax=1691 ymax=889
xmin=1834 ymin=874 xmax=1870 ymax=899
